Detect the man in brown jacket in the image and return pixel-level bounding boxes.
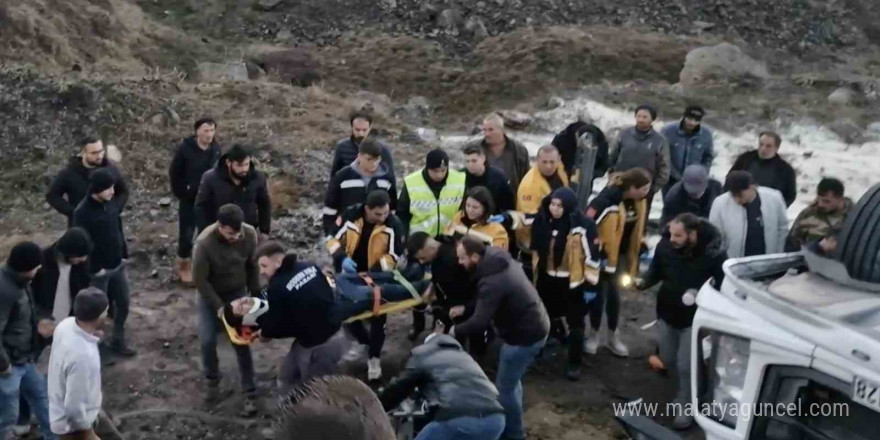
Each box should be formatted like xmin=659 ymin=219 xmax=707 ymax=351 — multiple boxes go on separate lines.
xmin=192 ymin=204 xmax=260 ymax=416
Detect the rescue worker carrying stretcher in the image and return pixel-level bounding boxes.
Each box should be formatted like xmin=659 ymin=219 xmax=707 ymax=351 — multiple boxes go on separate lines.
xmin=221 ymin=241 xmax=431 ymax=390
xmin=325 ymin=190 xmax=405 ymax=380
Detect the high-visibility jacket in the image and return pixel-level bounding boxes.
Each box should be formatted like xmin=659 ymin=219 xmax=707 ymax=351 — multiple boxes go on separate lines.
xmin=326 ymin=206 xmax=405 ymax=272
xmin=443 ymin=211 xmax=509 ymax=249
xmin=531 ymin=225 xmax=601 ymax=289
xmin=515 ymin=165 xmax=569 ymax=249
xmin=595 ymin=198 xmax=647 ymax=277
xmin=404 ymin=169 xmax=466 ymax=237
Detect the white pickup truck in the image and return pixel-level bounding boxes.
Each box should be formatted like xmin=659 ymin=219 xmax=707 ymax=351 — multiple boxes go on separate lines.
xmin=617 ymin=186 xmax=880 ymax=440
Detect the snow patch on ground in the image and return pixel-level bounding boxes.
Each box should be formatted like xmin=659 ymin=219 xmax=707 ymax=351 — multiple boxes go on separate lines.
xmin=438 ymin=96 xmax=880 ymax=222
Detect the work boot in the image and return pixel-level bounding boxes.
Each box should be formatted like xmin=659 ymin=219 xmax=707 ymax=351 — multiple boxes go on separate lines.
xmin=108 ymin=340 xmax=137 ymax=357
xmin=177 ymin=258 xmax=194 ymax=285
xmin=583 ymin=330 xmax=600 ymax=355
xmin=241 ymin=397 xmax=258 ymax=418
xmin=343 ymin=344 xmax=368 ymax=362
xmin=367 ymin=357 xmax=382 ymax=381
xmin=606 ymin=330 xmax=629 ymax=357
xmin=672 ymin=415 xmax=694 ymax=430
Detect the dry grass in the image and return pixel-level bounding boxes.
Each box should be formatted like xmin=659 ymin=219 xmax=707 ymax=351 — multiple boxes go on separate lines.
xmin=0 ymin=0 xmax=213 ymax=74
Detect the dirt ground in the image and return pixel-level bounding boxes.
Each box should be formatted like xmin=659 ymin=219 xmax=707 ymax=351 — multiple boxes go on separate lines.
xmin=78 ymin=265 xmax=684 ymax=440
xmin=2 ymin=0 xmax=880 ymax=438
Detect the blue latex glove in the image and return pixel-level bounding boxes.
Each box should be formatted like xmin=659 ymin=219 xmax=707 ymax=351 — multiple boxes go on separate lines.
xmin=488 ymin=214 xmax=506 ymax=223
xmin=583 ymin=290 xmax=598 ymax=303
xmin=342 ymin=257 xmax=358 ymax=274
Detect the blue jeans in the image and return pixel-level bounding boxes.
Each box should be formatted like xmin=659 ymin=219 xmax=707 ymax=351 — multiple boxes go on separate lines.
xmin=496 ymin=339 xmax=545 ymax=440
xmin=0 ymin=363 xmax=56 ymax=440
xmin=417 ymin=413 xmax=505 ymax=440
xmin=197 ymin=295 xmax=255 ymax=395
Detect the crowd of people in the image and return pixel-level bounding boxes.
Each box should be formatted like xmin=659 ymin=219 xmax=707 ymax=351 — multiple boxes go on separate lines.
xmin=0 ymin=105 xmax=856 ymax=440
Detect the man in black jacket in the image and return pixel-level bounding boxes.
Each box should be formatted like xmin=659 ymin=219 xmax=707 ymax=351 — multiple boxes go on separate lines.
xmin=551 ymin=120 xmax=610 ymax=211
xmin=247 ymin=242 xmax=348 ymax=391
xmin=46 ymin=136 xmax=129 ymax=225
xmin=637 ymin=213 xmax=727 ymax=430
xmin=379 ymin=333 xmax=506 ymax=440
xmin=0 ymin=242 xmax=56 ymax=440
xmin=660 ymin=165 xmax=722 ymax=229
xmin=452 ymin=238 xmax=549 ymax=440
xmin=72 ymin=169 xmax=135 ymax=357
xmin=728 ymin=131 xmax=797 ymax=207
xmin=194 ymin=144 xmax=272 ymax=238
xmin=169 ymin=117 xmax=222 ymax=284
xmin=462 ymin=144 xmax=515 ymax=214
xmin=329 ymin=112 xmax=395 ymax=178
xmin=31 ymin=228 xmax=93 ymax=326
xmin=323 ymin=139 xmax=397 ymax=235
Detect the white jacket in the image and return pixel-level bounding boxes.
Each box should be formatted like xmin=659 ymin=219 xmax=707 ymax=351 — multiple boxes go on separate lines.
xmin=709 ymin=187 xmax=789 ymax=259
xmin=48 ymin=317 xmax=102 ymax=435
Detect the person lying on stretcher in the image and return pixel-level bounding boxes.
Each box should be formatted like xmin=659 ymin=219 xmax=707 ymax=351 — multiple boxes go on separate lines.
xmin=220 ymin=241 xmax=433 ymax=346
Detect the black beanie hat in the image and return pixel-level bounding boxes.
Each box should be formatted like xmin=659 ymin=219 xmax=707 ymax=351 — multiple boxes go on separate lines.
xmin=7 ymin=241 xmax=42 ymax=273
xmin=634 ymin=104 xmax=658 ymax=121
xmin=57 ymin=227 xmax=93 ymax=258
xmin=425 ymin=148 xmax=449 ymax=170
xmin=73 ymin=287 xmax=109 ymax=321
xmin=684 ymin=106 xmax=705 ymax=121
xmin=89 ymin=168 xmax=116 ymax=194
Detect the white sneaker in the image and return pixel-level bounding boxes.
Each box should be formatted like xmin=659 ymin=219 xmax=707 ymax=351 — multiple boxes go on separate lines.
xmin=367 ymin=357 xmax=382 ymax=381
xmin=607 ymin=330 xmax=630 ymax=357
xmin=12 ymin=424 xmax=31 ymax=436
xmin=583 ymin=332 xmax=600 ymax=355
xmin=343 ymin=344 xmax=368 ymax=362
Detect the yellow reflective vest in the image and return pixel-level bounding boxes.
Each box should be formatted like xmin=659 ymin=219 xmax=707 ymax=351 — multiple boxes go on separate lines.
xmin=404 ymin=169 xmax=466 ymax=237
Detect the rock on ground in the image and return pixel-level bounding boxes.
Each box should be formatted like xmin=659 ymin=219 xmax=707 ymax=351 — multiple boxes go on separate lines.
xmin=679 ymin=43 xmax=769 ymax=88
xmin=253 ymin=48 xmax=321 ymax=86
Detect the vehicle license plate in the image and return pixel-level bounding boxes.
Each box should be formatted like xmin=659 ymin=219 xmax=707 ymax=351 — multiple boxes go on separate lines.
xmin=853 ymin=375 xmax=880 ymax=411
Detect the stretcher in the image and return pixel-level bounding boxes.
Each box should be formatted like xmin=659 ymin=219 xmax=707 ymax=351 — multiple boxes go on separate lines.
xmin=343 ymin=270 xmax=426 ymax=323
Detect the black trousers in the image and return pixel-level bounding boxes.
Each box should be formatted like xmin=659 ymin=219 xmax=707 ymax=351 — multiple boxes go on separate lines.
xmin=178 ymin=200 xmax=197 ymax=259
xmin=346 ymin=316 xmax=387 ymax=359
xmin=589 ymin=272 xmax=620 ymax=331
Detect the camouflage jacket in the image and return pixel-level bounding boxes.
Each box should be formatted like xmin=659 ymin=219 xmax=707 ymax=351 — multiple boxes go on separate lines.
xmin=786 ymin=198 xmax=853 ymax=251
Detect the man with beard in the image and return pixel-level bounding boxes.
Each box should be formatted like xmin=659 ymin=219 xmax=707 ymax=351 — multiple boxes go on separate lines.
xmin=169 ymin=117 xmax=222 ymax=284
xmin=451 ymin=238 xmax=549 ymax=440
xmin=637 ymin=213 xmax=727 ymax=430
xmin=786 ymin=177 xmax=852 ymax=251
xmin=608 ymin=104 xmax=671 ymax=218
xmin=223 ymin=241 xmax=430 ymax=391
xmin=195 ymin=144 xmax=272 ymax=240
xmin=192 ymin=204 xmax=260 ymax=415
xmin=329 ymin=113 xmax=395 ymax=178
xmin=72 ymin=169 xmax=136 ymax=357
xmin=0 ymin=242 xmax=56 ymax=440
xmin=327 ymin=191 xmax=405 ymax=381
xmin=728 ymin=131 xmax=797 ymax=207
xmin=660 ymin=106 xmax=715 ymax=196
xmin=47 ymin=136 xmax=130 ymax=226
